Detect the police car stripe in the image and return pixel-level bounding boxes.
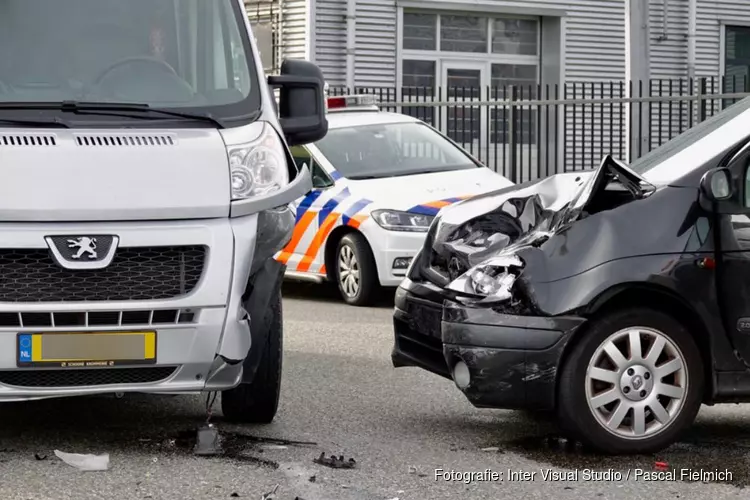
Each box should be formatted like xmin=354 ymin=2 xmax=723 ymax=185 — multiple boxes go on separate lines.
xmin=276 ymin=210 xmax=317 ymax=264
xmin=342 ymin=198 xmax=373 ymax=226
xmin=317 ymin=187 xmax=351 ymax=225
xmin=295 ymin=189 xmax=323 ymax=222
xmin=330 ymin=171 xmax=342 ymax=181
xmin=406 ymin=195 xmax=473 ymax=217
xmin=297 ymin=188 xmax=352 ymax=272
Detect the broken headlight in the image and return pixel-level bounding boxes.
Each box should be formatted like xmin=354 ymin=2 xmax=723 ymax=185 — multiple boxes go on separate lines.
xmin=445 ymin=254 xmax=523 ymax=301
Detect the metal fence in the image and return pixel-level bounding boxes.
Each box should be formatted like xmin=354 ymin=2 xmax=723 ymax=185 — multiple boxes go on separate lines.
xmin=330 ymin=77 xmax=750 ymax=183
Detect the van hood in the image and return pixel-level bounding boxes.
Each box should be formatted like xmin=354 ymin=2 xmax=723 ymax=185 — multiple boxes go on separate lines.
xmin=417 ymin=155 xmax=655 ymax=291
xmin=0 ymin=128 xmax=230 ymax=221
xmin=345 ymin=167 xmax=513 ymax=213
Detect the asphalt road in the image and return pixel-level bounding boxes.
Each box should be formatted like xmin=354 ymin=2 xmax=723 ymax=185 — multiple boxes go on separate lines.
xmin=1 ymin=282 xmax=750 ymax=500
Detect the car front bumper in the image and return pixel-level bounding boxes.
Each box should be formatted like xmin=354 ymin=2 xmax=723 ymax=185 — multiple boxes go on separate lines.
xmin=371 ymin=229 xmax=427 ymax=287
xmin=392 ymin=279 xmax=586 ymax=410
xmin=0 ymin=207 xmax=293 ymax=401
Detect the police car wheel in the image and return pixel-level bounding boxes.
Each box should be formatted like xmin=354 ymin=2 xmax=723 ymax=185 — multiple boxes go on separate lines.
xmin=335 ymin=233 xmax=379 ymax=306
xmin=220 ymin=285 xmax=283 ymax=423
xmin=557 ymin=307 xmax=703 ymax=454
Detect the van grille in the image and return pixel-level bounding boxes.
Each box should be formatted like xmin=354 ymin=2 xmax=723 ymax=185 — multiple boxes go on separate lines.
xmin=0 ymin=246 xmax=206 ymax=302
xmin=0 ymin=367 xmax=177 ymax=387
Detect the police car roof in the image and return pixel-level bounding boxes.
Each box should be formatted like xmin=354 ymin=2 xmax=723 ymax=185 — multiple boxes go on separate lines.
xmin=324 ymin=94 xmax=422 ymax=129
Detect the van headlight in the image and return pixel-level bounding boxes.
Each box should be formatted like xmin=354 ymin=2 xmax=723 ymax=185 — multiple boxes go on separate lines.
xmin=228 ymin=123 xmax=289 ymax=200
xmin=372 ymin=210 xmax=434 ymax=232
xmin=446 ymin=254 xmax=524 ymax=301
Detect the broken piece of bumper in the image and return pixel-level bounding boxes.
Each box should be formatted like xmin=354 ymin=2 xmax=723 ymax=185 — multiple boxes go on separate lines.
xmin=392 ymin=279 xmax=586 ymax=410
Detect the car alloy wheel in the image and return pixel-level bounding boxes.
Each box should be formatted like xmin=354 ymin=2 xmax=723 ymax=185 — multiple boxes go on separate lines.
xmin=338 ymin=244 xmax=360 ymax=298
xmin=585 ymin=326 xmax=687 ymax=440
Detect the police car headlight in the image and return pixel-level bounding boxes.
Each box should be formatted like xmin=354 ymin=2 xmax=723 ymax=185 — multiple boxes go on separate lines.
xmin=227 ymin=123 xmax=289 ymax=200
xmin=371 ymin=210 xmax=434 ymax=232
xmin=446 ymin=254 xmax=524 ymax=300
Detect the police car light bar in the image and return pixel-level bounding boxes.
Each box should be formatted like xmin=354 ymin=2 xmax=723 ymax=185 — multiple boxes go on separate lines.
xmin=326 ymin=94 xmax=378 ymax=110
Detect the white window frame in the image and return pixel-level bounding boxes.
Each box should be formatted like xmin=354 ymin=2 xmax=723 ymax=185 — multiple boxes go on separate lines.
xmin=720 ymin=21 xmax=750 ymax=79
xmin=397 ymin=7 xmax=541 ymax=102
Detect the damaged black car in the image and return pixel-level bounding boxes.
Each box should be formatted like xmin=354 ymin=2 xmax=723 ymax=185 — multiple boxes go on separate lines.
xmin=392 ymin=95 xmax=750 ymax=454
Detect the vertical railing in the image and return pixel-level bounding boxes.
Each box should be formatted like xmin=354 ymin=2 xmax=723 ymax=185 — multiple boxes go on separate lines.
xmin=325 ymin=79 xmax=750 ymax=182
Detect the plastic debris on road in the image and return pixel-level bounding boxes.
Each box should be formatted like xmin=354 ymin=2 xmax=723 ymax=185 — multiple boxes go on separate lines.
xmin=314 ymin=452 xmax=356 ymax=469
xmin=260 ymin=484 xmax=279 ymax=499
xmin=54 ymin=450 xmax=110 ymax=471
xmin=194 ymin=424 xmax=222 ymax=456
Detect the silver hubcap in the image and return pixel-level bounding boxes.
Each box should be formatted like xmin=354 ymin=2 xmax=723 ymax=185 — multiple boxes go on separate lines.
xmin=585 ymin=327 xmax=688 ymax=440
xmin=338 ymin=245 xmax=360 ymax=298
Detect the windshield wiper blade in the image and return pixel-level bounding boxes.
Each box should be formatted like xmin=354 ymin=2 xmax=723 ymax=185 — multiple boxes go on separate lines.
xmin=0 ymin=117 xmax=69 ymax=128
xmin=0 ymin=101 xmax=225 ymax=128
xmin=60 ymin=101 xmax=226 ymax=129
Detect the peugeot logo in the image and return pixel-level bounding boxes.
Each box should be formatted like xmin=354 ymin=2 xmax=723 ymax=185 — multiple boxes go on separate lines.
xmin=67 ymin=237 xmax=98 ymax=260
xmin=45 ymin=235 xmax=120 ymax=270
xmin=631 ymin=375 xmax=644 ymax=391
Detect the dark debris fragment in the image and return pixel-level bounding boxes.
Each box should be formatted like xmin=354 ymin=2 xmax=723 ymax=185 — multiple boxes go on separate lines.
xmin=34 ymin=453 xmax=48 ymax=461
xmin=314 ymin=452 xmax=357 ymax=469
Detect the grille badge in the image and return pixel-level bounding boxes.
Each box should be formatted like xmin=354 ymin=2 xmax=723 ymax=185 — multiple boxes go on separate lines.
xmin=45 ymin=235 xmax=119 ymax=270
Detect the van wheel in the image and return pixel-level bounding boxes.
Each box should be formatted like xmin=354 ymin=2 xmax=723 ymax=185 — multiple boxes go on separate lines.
xmin=220 ymin=286 xmax=283 ymax=424
xmin=557 ymin=308 xmax=703 ymax=454
xmin=335 ymin=233 xmax=379 ymax=306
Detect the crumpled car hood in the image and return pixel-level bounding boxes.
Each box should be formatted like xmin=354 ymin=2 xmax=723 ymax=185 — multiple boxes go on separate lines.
xmin=420 ymin=155 xmax=654 ymax=288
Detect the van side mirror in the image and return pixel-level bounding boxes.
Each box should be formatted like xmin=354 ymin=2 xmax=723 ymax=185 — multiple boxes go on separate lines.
xmin=268 ymin=59 xmax=328 ymax=147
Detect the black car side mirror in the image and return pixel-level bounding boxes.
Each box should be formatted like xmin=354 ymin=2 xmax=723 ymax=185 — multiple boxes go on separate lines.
xmin=268 ymin=59 xmax=329 ymax=147
xmin=701 ymin=167 xmax=733 ymax=202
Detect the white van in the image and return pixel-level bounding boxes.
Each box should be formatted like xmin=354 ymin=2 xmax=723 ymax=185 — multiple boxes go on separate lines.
xmin=0 ymin=0 xmax=327 ymax=423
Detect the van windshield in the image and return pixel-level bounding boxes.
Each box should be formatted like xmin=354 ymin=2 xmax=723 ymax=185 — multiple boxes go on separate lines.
xmin=0 ymin=0 xmax=259 ymax=126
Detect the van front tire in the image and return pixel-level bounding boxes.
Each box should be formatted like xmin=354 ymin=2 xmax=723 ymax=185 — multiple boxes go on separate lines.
xmin=220 ymin=286 xmax=283 ymax=424
xmin=557 ymin=308 xmax=703 ymax=454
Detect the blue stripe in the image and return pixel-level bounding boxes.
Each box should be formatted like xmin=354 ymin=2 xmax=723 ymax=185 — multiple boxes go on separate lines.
xmin=341 ymin=198 xmax=373 ymax=225
xmin=407 ymin=205 xmax=440 ymax=217
xmin=295 ymin=190 xmax=323 ymax=222
xmin=330 ymin=170 xmax=342 ymax=180
xmin=442 ymin=197 xmax=463 ymax=203
xmin=318 ymin=187 xmax=351 ymax=225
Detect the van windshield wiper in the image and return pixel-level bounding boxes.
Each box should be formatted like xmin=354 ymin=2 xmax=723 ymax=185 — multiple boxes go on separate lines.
xmin=0 ymin=101 xmax=225 ymax=129
xmin=0 ymin=117 xmax=69 ymax=128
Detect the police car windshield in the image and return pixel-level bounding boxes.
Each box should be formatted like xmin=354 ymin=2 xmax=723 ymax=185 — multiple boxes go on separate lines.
xmin=314 ymin=122 xmax=481 ymax=180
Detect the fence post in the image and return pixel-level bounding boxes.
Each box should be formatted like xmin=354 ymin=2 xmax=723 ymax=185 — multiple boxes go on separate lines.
xmin=698 ymin=78 xmax=707 ymax=123
xmin=508 ymin=85 xmax=517 ymax=183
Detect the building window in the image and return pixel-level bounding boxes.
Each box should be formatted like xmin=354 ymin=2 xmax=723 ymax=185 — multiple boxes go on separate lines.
xmin=725 ymin=25 xmax=750 ymax=106
xmin=400 ymin=10 xmax=540 ymax=144
xmin=440 ymin=15 xmax=488 ymax=53
xmin=403 ymin=13 xmax=437 ymax=51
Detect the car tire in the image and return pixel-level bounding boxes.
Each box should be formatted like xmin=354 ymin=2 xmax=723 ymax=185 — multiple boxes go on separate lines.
xmin=557 ymin=307 xmax=703 ymax=454
xmin=220 ymin=286 xmax=283 ymax=424
xmin=335 ymin=233 xmax=379 ymax=306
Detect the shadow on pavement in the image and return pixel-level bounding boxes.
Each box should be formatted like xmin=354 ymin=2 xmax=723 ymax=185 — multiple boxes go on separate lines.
xmin=282 ymin=280 xmax=396 ymax=308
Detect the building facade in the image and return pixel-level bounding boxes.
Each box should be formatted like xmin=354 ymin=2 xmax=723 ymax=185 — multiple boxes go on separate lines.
xmin=247 ymin=0 xmax=750 ymax=179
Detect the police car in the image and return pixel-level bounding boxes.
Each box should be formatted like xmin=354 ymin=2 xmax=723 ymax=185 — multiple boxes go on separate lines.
xmin=276 ymin=94 xmax=514 ymax=306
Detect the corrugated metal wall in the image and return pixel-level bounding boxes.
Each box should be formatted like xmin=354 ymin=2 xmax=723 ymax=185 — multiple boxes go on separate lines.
xmin=315 ymin=0 xmax=347 ymax=86
xmin=314 ymin=0 xmax=626 ymax=86
xmin=245 ymin=0 xmax=308 ymax=74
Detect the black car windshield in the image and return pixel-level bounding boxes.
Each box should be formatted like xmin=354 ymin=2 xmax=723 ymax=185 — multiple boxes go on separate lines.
xmin=0 ymin=0 xmax=259 ymax=125
xmin=314 ymin=122 xmax=481 ymax=179
xmin=629 ymin=96 xmax=750 ymax=176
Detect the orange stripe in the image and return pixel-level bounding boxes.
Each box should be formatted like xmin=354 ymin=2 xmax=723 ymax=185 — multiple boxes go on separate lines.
xmin=423 ymin=200 xmax=452 ymax=209
xmin=277 ymin=211 xmax=317 ymax=264
xmin=347 ymin=214 xmax=368 ymax=229
xmin=297 ymin=213 xmax=340 ymax=272
xmin=319 ymin=264 xmax=327 ymax=275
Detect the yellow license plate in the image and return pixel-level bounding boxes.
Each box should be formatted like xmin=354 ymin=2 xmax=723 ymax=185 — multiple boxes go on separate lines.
xmin=17 ymin=331 xmax=156 ymax=368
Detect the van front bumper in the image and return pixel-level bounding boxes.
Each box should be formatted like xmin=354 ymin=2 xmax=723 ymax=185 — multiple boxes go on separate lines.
xmin=0 ymin=206 xmax=293 ymax=401
xmin=392 ymin=280 xmax=586 ymax=410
